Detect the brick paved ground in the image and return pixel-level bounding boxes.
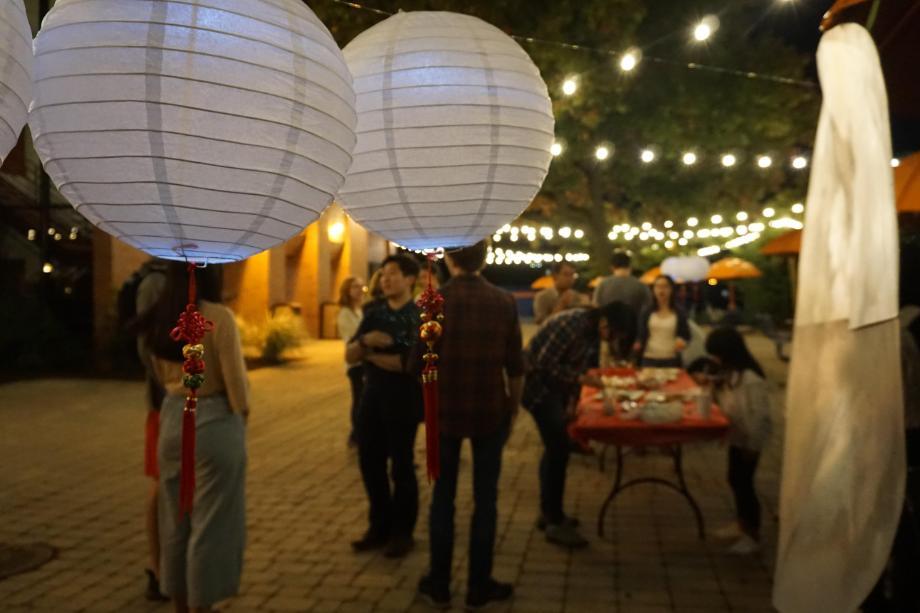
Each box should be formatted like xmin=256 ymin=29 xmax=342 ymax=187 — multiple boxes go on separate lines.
xmin=0 ymin=332 xmax=786 ymax=612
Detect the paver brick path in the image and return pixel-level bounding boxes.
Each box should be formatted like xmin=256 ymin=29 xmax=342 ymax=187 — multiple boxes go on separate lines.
xmin=0 ymin=334 xmax=786 ymax=612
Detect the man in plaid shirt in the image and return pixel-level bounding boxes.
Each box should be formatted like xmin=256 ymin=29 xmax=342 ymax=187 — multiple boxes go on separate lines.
xmin=417 ymin=241 xmax=524 ymax=611
xmin=523 ymin=302 xmax=637 ymax=548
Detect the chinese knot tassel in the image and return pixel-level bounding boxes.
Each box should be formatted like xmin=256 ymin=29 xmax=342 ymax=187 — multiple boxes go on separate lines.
xmin=416 ymin=255 xmax=444 ymax=481
xmin=169 ymin=263 xmax=213 ymax=516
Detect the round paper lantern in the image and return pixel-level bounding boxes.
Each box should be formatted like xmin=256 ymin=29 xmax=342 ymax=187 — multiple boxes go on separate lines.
xmin=0 ymin=0 xmax=32 ymax=165
xmin=338 ymin=11 xmax=555 ymax=250
xmin=29 ymin=0 xmax=356 ymax=263
xmin=661 ymin=256 xmax=710 ymax=282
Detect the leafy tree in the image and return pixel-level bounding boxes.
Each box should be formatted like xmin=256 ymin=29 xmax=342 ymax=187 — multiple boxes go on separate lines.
xmin=315 ymin=0 xmax=819 ymax=274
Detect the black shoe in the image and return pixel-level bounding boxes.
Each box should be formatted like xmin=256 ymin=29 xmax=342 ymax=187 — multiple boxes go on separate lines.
xmin=536 ymin=514 xmax=580 ymax=531
xmin=466 ymin=579 xmax=513 ymax=611
xmin=418 ymin=575 xmax=451 ymax=609
xmin=384 ymin=535 xmax=415 ymax=558
xmin=144 ymin=569 xmax=170 ymax=602
xmin=351 ymin=531 xmax=388 ymax=552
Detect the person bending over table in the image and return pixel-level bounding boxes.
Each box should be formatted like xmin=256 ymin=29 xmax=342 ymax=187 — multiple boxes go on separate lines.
xmin=522 ymin=302 xmax=637 ymax=548
xmin=700 ymin=327 xmax=773 ymax=555
xmin=635 ymin=274 xmax=691 ymax=368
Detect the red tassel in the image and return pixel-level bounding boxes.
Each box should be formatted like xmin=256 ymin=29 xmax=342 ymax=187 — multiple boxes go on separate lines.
xmin=179 ymin=392 xmax=197 ymax=515
xmin=416 ymin=254 xmax=444 ymax=483
xmin=171 ymin=263 xmax=213 ymax=517
xmin=422 ymin=365 xmax=440 ymax=481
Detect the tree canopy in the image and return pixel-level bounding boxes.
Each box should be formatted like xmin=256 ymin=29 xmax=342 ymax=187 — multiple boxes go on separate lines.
xmin=315 ymin=0 xmax=820 ymax=273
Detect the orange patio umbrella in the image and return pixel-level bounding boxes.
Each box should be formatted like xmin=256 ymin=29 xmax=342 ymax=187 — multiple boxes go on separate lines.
xmin=639 ymin=266 xmax=661 ymax=285
xmin=588 ymin=276 xmax=602 ymax=289
xmin=530 ymin=275 xmax=554 ymax=290
xmin=708 ymin=257 xmax=762 ymax=310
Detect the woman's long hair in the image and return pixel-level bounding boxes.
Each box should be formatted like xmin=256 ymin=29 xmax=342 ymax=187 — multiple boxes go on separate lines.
xmin=652 ymin=274 xmax=678 ymax=311
xmin=338 ymin=276 xmax=360 ymax=308
xmin=705 ymin=326 xmax=765 ymax=378
xmin=587 ymin=301 xmax=638 ymax=359
xmin=137 ymin=261 xmax=223 ymax=362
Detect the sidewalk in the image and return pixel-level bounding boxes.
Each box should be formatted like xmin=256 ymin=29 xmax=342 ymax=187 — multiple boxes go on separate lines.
xmin=0 ymin=334 xmax=785 ymax=612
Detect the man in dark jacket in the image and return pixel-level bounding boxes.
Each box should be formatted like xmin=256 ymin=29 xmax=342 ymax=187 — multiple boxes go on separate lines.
xmin=416 ymin=241 xmax=524 ymax=611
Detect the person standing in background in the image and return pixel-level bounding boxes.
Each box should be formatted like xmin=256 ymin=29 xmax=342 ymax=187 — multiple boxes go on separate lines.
xmin=416 ymin=241 xmax=524 ymax=610
xmin=346 ymin=255 xmax=423 ymax=558
xmin=337 ymin=277 xmax=365 ymax=448
xmin=533 ymin=262 xmax=588 ymax=325
xmin=635 ymin=275 xmax=691 ymax=367
xmin=593 ymin=251 xmax=652 ymax=316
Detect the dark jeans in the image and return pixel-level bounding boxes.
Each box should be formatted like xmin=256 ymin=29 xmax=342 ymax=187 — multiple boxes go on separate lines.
xmin=728 ymin=445 xmax=761 ymax=538
xmin=346 ymin=366 xmax=363 ymax=443
xmin=528 ymin=394 xmax=570 ymax=524
xmin=429 ymin=427 xmax=507 ymax=591
xmin=357 ymin=397 xmax=419 ymax=540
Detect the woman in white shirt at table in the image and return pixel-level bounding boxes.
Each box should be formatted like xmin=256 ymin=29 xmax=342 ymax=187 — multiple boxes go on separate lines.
xmin=337 ymin=276 xmax=365 ymax=447
xmin=704 ymin=327 xmax=772 ymax=555
xmin=635 ymin=275 xmax=691 ymax=367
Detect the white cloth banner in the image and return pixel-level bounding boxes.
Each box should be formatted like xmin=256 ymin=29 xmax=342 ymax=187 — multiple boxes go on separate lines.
xmin=773 ymin=24 xmax=904 ymax=613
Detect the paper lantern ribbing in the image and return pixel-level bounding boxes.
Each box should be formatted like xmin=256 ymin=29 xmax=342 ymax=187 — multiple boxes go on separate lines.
xmin=29 ymin=0 xmax=356 ymax=263
xmin=0 ymin=0 xmax=32 ymax=165
xmin=339 ymin=11 xmax=555 ymax=250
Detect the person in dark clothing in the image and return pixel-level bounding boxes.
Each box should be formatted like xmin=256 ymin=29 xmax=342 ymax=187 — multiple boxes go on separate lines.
xmin=635 ymin=275 xmax=691 ymax=367
xmin=522 ymin=302 xmax=637 ymax=548
xmin=416 ymin=241 xmax=524 ymax=611
xmin=346 ymin=255 xmax=422 ymax=559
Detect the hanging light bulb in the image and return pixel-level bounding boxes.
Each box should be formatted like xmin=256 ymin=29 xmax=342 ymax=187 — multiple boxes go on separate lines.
xmin=762 ymin=207 xmax=776 ymax=218
xmin=692 ymin=16 xmax=719 ymax=42
xmin=736 ymin=211 xmax=749 ymax=221
xmin=721 ymin=153 xmax=737 ymax=167
xmin=792 ymin=156 xmax=808 ymax=169
xmin=595 ymin=145 xmax=610 ymax=161
xmin=682 ymin=151 xmax=698 ymax=166
xmin=562 ymin=77 xmax=578 ymax=96
xmin=711 ymin=214 xmax=723 ymax=224
xmin=791 ymin=202 xmax=805 ymax=214
xmin=619 ymin=48 xmax=641 ymax=72
xmin=687 ymin=217 xmax=699 ymax=227
xmin=550 ymin=141 xmax=563 ymax=157
xmin=640 ymin=148 xmax=656 ymax=163
xmin=664 ymin=220 xmax=674 ymax=228
xmin=757 ymin=155 xmax=773 ymax=169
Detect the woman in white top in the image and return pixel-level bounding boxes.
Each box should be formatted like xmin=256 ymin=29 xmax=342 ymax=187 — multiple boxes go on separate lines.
xmin=635 ymin=275 xmax=691 ymax=367
xmin=337 ymin=277 xmax=365 ymax=447
xmin=705 ymin=327 xmax=772 ymax=555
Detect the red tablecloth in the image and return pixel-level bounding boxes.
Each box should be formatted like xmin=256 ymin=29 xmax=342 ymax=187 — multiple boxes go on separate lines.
xmin=570 ymin=368 xmax=730 ymax=447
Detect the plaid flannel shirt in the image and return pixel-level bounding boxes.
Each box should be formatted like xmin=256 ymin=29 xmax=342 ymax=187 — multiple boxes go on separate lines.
xmin=433 ymin=275 xmax=524 ymax=438
xmin=522 ymin=308 xmax=598 ymax=409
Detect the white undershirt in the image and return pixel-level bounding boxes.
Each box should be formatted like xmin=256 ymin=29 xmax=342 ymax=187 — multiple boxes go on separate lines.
xmin=645 ymin=311 xmax=677 ymax=359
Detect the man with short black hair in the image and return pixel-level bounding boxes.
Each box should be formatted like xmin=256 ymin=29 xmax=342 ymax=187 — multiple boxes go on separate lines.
xmin=533 ymin=261 xmax=589 ymax=325
xmin=417 ymin=241 xmax=524 ymax=610
xmin=593 ymin=251 xmax=652 ymax=316
xmin=346 ymin=254 xmax=423 ymax=558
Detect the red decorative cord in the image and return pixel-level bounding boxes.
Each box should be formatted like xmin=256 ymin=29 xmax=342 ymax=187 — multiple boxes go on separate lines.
xmin=416 ymin=254 xmax=444 ymax=481
xmin=170 ymin=263 xmax=213 ymax=516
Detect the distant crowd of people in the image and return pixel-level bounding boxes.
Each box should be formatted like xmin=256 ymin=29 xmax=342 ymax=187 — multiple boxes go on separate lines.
xmin=125 ymin=243 xmax=920 ymax=612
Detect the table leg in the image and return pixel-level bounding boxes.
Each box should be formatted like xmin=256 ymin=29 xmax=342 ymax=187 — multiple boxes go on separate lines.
xmin=596 ymin=445 xmax=707 ymax=540
xmin=598 ymin=446 xmax=625 ymax=537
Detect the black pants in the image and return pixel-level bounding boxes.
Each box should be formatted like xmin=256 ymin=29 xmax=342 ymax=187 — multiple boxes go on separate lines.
xmin=346 ymin=366 xmax=363 ymax=443
xmin=528 ymin=394 xmax=570 ymax=524
xmin=357 ymin=397 xmax=419 ymax=540
xmin=727 ymin=445 xmax=761 ymax=538
xmin=429 ymin=427 xmax=507 ymax=592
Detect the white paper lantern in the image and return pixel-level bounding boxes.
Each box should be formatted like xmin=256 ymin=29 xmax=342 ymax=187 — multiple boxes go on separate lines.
xmin=661 ymin=256 xmax=710 ymax=282
xmin=339 ymin=11 xmax=555 ymax=250
xmin=29 ymin=0 xmax=356 ymax=263
xmin=0 ymin=0 xmax=32 ymax=165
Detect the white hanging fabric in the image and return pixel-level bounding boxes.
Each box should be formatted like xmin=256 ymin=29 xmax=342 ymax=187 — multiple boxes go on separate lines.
xmin=773 ymin=23 xmax=904 ymax=613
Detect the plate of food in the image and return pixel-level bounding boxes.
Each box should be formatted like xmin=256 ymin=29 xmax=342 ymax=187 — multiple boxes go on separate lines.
xmin=639 ymin=402 xmax=684 ymax=424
